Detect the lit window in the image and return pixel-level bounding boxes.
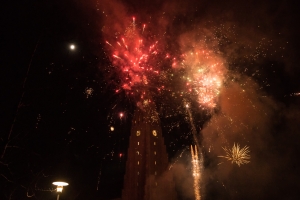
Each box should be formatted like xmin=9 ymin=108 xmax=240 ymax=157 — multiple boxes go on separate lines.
xmin=154 ymin=142 xmax=156 ymax=145
xmin=152 ymin=130 xmax=157 ymax=136
xmin=154 ymin=161 xmax=156 ymax=165
xmin=136 ymin=151 xmax=139 ymax=155
xmin=154 ymin=151 xmax=156 ymax=155
xmin=138 ymin=142 xmax=139 ymax=145
xmin=136 ymin=130 xmax=141 ymax=136
xmin=155 ymin=182 xmax=157 ymax=186
xmin=138 ymin=161 xmax=139 ymax=165
xmin=155 ymin=171 xmax=157 ymax=175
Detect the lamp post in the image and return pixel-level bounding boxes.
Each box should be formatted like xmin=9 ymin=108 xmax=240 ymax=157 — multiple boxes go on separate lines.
xmin=52 ymin=181 xmax=68 ymax=200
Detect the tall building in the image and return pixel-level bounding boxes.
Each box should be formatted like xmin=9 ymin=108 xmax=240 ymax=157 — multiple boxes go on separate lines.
xmin=121 ymin=96 xmax=176 ymax=200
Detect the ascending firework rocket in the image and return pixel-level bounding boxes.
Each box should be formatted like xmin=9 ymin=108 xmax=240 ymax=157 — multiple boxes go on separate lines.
xmin=191 ymin=145 xmax=201 ymax=200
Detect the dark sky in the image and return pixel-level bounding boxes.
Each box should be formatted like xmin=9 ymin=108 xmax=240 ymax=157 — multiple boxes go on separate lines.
xmin=1 ymin=0 xmax=300 ymax=199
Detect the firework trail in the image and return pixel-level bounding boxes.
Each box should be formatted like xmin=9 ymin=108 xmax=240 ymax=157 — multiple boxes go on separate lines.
xmin=184 ymin=100 xmax=200 ymax=147
xmin=191 ymin=145 xmax=201 ymax=200
xmin=219 ymin=143 xmax=250 ymax=167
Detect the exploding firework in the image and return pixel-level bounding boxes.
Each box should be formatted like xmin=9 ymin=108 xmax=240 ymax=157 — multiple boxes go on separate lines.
xmin=103 ymin=17 xmax=231 ymax=165
xmin=105 ymin=18 xmax=164 ymax=101
xmin=183 ymin=49 xmax=226 ymax=109
xmin=191 ymin=145 xmax=201 ymax=200
xmin=219 ymin=143 xmax=250 ymax=167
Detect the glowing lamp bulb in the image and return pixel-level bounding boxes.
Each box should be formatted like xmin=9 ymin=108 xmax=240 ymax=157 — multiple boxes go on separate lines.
xmin=120 ymin=113 xmax=123 ymax=118
xmin=53 ymin=182 xmax=68 ymax=193
xmin=110 ymin=126 xmax=114 ymax=131
xmin=57 ymin=186 xmax=63 ymax=193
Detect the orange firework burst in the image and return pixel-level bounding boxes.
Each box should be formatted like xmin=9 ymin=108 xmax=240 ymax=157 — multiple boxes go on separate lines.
xmin=183 ymin=50 xmax=225 ymax=108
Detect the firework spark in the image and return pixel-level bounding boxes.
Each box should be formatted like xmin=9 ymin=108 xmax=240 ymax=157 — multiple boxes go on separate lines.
xmin=191 ymin=145 xmax=201 ymax=200
xmin=219 ymin=143 xmax=250 ymax=167
xmin=84 ymin=87 xmax=94 ymax=98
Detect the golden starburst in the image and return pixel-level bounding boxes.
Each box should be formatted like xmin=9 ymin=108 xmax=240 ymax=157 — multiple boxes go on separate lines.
xmin=219 ymin=143 xmax=250 ymax=167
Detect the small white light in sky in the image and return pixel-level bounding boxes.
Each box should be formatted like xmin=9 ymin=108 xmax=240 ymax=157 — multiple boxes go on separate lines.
xmin=70 ymin=44 xmax=75 ymax=50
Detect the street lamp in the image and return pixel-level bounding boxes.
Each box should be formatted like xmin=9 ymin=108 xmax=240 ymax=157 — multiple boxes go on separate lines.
xmin=53 ymin=181 xmax=68 ymax=200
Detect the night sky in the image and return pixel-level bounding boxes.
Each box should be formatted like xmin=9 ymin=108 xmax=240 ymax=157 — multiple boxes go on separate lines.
xmin=1 ymin=0 xmax=300 ymax=199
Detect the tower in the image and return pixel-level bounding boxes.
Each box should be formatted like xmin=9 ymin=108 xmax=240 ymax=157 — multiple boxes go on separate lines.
xmin=122 ymin=96 xmax=176 ymax=200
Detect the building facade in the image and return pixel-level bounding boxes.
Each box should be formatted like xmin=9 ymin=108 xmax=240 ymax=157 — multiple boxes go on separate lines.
xmin=122 ymin=98 xmax=176 ymax=200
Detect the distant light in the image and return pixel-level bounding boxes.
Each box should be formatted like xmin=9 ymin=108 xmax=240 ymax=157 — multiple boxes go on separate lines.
xmin=70 ymin=44 xmax=75 ymax=50
xmin=110 ymin=126 xmax=114 ymax=131
xmin=53 ymin=182 xmax=68 ymax=186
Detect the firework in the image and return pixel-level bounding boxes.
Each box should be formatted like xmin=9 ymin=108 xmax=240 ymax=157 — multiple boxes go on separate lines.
xmin=219 ymin=143 xmax=250 ymax=167
xmin=183 ymin=50 xmax=225 ymax=108
xmin=191 ymin=145 xmax=201 ymax=200
xmin=106 ymin=18 xmax=162 ymax=100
